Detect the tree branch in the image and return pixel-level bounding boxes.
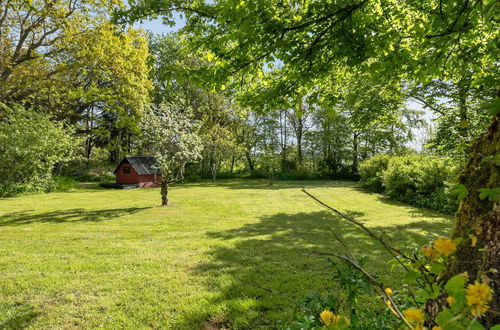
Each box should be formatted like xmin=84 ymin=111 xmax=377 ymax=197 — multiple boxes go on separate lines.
xmin=283 ymin=1 xmax=368 ymax=32
xmin=301 ymin=188 xmax=414 ymax=266
xmin=311 ymin=250 xmax=413 ymax=329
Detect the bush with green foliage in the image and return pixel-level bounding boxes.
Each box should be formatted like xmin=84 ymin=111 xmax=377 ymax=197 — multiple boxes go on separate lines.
xmin=0 ymin=104 xmax=78 ymax=196
xmin=383 ymin=155 xmax=459 ymax=214
xmin=359 ymin=154 xmax=391 ymax=192
xmin=359 ymin=155 xmax=459 ymax=214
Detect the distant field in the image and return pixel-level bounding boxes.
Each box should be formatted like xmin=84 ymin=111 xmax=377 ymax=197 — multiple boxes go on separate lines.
xmin=0 ymin=180 xmax=452 ymax=329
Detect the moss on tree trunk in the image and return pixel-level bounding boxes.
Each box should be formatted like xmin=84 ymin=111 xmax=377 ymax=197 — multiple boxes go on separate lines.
xmin=427 ymin=112 xmax=500 ymax=326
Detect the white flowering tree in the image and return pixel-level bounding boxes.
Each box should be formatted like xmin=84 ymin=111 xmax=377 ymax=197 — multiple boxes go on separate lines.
xmin=140 ymin=103 xmax=203 ymax=206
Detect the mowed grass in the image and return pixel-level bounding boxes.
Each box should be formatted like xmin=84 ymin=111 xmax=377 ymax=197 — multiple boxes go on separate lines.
xmin=0 ymin=180 xmax=452 ymax=329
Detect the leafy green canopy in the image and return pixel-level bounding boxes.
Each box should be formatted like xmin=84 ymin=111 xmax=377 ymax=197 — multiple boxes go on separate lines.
xmin=118 ymin=0 xmax=499 ymax=103
xmin=0 ymin=0 xmax=121 ymax=86
xmin=1 ymin=1 xmax=152 ymax=164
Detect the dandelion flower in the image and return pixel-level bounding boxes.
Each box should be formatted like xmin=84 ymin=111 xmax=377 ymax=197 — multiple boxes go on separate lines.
xmin=403 ymin=308 xmax=425 ymax=326
xmin=466 ymin=281 xmax=493 ymax=317
xmin=446 ymin=296 xmax=455 ymax=305
xmin=320 ymin=309 xmax=334 ymax=325
xmin=385 ymin=288 xmax=393 ymax=296
xmin=434 ymin=238 xmax=456 ymax=256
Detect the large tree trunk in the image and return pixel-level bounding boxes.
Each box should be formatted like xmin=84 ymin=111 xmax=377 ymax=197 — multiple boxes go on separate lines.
xmin=427 ymin=112 xmax=500 ymax=326
xmin=161 ymin=180 xmax=169 ymax=206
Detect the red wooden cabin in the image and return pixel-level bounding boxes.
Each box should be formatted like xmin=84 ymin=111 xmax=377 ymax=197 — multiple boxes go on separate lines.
xmin=113 ymin=156 xmax=161 ymax=188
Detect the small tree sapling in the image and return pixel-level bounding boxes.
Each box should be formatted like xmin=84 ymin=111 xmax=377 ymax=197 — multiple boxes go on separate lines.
xmin=140 ymin=103 xmax=203 ymax=206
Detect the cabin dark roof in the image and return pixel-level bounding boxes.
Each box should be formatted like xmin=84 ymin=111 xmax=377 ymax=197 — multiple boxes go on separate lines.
xmin=113 ymin=156 xmax=160 ymax=175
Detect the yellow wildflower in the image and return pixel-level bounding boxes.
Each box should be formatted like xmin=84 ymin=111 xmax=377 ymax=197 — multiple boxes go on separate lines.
xmin=320 ymin=309 xmax=334 ymax=325
xmin=385 ymin=287 xmax=393 ymax=296
xmin=434 ymin=238 xmax=456 ymax=256
xmin=403 ymin=308 xmax=425 ymax=325
xmin=446 ymin=296 xmax=456 ymax=305
xmin=466 ymin=281 xmax=493 ymax=317
xmin=421 ymin=245 xmax=438 ymax=259
xmin=432 ymin=326 xmax=443 ymax=330
xmin=470 ymin=303 xmax=490 ymax=317
xmin=470 ymin=235 xmax=478 ymax=247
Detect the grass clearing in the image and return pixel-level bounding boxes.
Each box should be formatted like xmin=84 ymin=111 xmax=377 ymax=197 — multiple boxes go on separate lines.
xmin=0 ymin=179 xmax=452 ymax=329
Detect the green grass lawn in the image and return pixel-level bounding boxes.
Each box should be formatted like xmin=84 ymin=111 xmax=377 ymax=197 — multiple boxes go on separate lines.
xmin=0 ymin=180 xmax=453 ymax=329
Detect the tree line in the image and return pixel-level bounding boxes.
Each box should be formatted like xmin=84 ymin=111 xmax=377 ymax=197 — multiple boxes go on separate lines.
xmin=1 ymin=1 xmax=494 ymax=194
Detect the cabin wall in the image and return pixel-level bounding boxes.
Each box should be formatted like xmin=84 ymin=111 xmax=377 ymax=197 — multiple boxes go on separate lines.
xmin=115 ymin=164 xmax=140 ymax=184
xmin=115 ymin=163 xmax=161 ymax=187
xmin=139 ymin=174 xmax=161 ymax=188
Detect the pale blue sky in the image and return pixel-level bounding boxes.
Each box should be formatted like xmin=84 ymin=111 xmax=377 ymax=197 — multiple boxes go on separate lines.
xmin=134 ymin=15 xmax=184 ymax=34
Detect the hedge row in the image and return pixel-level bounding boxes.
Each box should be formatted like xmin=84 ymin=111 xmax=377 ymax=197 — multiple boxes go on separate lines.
xmin=359 ymin=154 xmax=459 ymax=214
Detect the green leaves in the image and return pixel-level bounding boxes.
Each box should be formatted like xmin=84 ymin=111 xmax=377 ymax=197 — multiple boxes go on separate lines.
xmin=478 ymin=188 xmax=500 ymax=202
xmin=436 ymin=309 xmax=454 ymax=326
xmin=430 ymin=261 xmax=445 ymax=275
xmin=481 ymin=98 xmax=500 ymax=116
xmin=417 ymin=284 xmax=440 ymax=300
xmin=0 ymin=105 xmax=78 ymax=196
xmin=444 ymin=275 xmax=467 ymax=295
xmin=451 ymin=184 xmax=469 ymax=201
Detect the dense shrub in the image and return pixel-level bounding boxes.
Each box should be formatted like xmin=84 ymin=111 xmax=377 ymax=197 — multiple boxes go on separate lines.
xmin=359 ymin=154 xmax=391 ymax=192
xmin=0 ymin=105 xmax=78 ymax=196
xmin=359 ymin=154 xmax=459 ymax=214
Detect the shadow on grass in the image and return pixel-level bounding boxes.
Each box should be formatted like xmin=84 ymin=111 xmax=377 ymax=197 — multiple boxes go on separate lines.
xmin=181 ymin=179 xmax=358 ymax=190
xmin=353 ymin=186 xmax=453 ymax=219
xmin=179 ymin=210 xmax=453 ymax=328
xmin=0 ymin=207 xmax=149 ymax=226
xmin=375 ymin=195 xmax=454 ymax=219
xmin=0 ymin=303 xmax=40 ymax=329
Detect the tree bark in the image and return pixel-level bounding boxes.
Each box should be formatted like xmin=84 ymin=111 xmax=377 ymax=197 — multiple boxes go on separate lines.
xmin=209 ymin=154 xmax=216 ymax=182
xmin=230 ymin=153 xmax=235 ymax=173
xmin=352 ymin=131 xmax=359 ymax=173
xmin=245 ymin=150 xmax=255 ymax=171
xmin=161 ymin=179 xmax=169 ymax=206
xmin=269 ymin=166 xmax=275 ymax=185
xmin=458 ymin=79 xmax=470 ymax=141
xmin=297 ymin=120 xmax=303 ymax=167
xmin=426 ymin=112 xmax=500 ymax=326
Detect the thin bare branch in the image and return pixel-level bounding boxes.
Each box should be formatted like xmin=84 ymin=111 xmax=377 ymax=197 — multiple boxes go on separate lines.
xmin=312 ymin=250 xmax=413 ymax=329
xmin=301 ymin=188 xmax=413 ymax=264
